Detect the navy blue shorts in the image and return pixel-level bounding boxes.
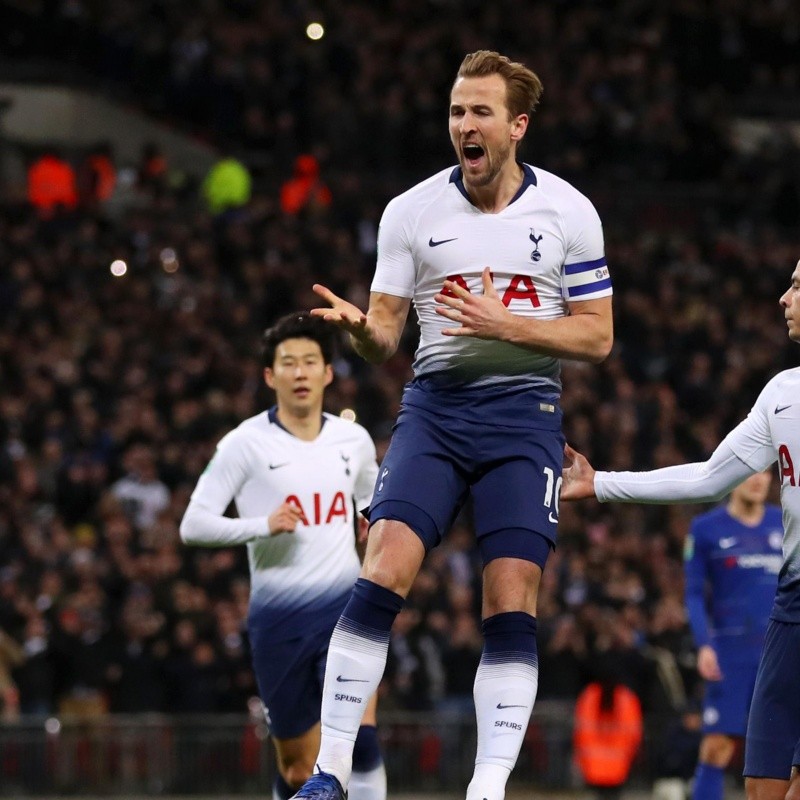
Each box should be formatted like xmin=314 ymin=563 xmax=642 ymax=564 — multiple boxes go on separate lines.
xmin=701 ymin=655 xmax=759 ymax=737
xmin=368 ymin=384 xmax=563 ymax=567
xmin=744 ymin=620 xmax=800 ymax=779
xmin=249 ymin=624 xmax=329 ymax=740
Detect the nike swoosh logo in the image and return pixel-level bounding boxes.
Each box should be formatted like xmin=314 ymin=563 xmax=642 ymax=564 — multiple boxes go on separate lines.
xmin=775 ymin=404 xmax=792 ymax=414
xmin=429 ymin=237 xmax=458 ymax=247
xmin=269 ymin=463 xmax=289 ymax=470
xmin=336 ymin=675 xmax=368 ymax=683
xmin=496 ymin=703 xmax=527 ymax=709
xmin=719 ymin=537 xmax=737 ymax=549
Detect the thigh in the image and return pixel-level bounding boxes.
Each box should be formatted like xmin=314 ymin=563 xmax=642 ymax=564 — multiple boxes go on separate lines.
xmin=369 ymin=406 xmax=469 ymax=551
xmin=472 ymin=426 xmax=565 ymax=545
xmin=249 ymin=626 xmax=329 ymax=740
xmin=702 ymin=660 xmax=759 ymax=738
xmin=744 ymin=620 xmax=800 ymax=781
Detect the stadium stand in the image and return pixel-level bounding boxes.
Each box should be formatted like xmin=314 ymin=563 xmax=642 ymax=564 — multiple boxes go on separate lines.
xmin=0 ymin=0 xmax=798 ymax=793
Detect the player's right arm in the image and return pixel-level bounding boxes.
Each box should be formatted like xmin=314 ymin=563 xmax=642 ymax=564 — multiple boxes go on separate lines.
xmin=561 ymin=438 xmax=755 ymax=503
xmin=180 ymin=431 xmax=279 ymax=546
xmin=561 ymin=374 xmax=781 ymax=503
xmin=311 ymin=193 xmax=414 ymax=363
xmin=310 ymin=287 xmax=411 ymax=364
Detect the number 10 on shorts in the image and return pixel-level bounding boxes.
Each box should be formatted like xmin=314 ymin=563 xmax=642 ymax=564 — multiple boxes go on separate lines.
xmin=543 ymin=467 xmax=561 ymax=523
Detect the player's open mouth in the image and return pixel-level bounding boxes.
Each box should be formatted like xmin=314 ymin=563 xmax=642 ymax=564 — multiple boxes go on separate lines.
xmin=294 ymin=388 xmax=310 ymax=397
xmin=462 ymin=143 xmax=485 ymax=167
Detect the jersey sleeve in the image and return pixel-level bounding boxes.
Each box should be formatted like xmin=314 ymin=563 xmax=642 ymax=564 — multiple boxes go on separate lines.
xmin=370 ymin=195 xmax=416 ymax=298
xmin=560 ymin=192 xmax=612 ymax=302
xmin=179 ymin=430 xmax=269 ymax=546
xmin=683 ymin=521 xmax=712 ymax=648
xmin=721 ymin=375 xmax=780 ymax=471
xmin=595 ymin=377 xmax=784 ymax=502
xmin=595 ymin=441 xmax=756 ymax=504
xmin=354 ymin=428 xmax=379 ymax=513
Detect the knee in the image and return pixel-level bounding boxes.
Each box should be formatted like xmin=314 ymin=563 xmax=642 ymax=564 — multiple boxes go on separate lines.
xmin=361 ymin=560 xmax=409 ymax=596
xmin=361 ymin=521 xmax=425 ymax=596
xmin=786 ymin=775 xmax=800 ymax=800
xmin=699 ymin=734 xmax=735 ymax=768
xmin=745 ymin=776 xmax=790 ymax=800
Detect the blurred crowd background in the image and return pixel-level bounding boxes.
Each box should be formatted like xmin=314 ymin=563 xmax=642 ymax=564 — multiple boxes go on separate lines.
xmin=0 ymin=2 xmax=798 ymax=785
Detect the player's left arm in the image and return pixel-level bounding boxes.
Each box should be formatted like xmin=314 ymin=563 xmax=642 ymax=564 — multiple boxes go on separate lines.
xmin=435 ymin=268 xmax=612 ymax=362
xmin=507 ymin=293 xmax=612 ymax=362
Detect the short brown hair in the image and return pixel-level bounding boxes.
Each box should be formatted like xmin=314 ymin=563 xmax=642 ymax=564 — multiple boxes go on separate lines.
xmin=455 ymin=50 xmax=543 ymax=119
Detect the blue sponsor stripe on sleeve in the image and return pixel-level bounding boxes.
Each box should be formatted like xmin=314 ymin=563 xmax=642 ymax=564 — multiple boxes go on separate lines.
xmin=567 ymin=278 xmax=612 ymax=297
xmin=564 ymin=257 xmax=607 ymax=276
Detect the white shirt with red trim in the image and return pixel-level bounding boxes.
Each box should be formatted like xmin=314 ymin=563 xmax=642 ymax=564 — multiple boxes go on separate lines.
xmin=371 ymin=163 xmax=612 ymax=391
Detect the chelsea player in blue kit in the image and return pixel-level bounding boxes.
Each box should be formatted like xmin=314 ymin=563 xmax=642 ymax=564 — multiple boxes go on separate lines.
xmin=562 ymin=260 xmax=800 ymax=800
xmin=290 ymin=50 xmax=613 ymax=800
xmin=685 ymin=472 xmax=782 ymax=800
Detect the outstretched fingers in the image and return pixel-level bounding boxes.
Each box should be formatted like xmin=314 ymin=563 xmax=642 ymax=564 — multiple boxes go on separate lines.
xmin=310 ymin=283 xmax=367 ymax=329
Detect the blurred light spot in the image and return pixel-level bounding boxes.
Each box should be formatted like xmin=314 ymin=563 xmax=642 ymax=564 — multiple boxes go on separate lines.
xmin=110 ymin=259 xmax=127 ymax=277
xmin=160 ymin=247 xmax=179 ymax=273
xmin=306 ymin=22 xmax=324 ymax=40
xmin=45 ymin=717 xmax=61 ymax=735
xmin=340 ymin=408 xmax=356 ymax=422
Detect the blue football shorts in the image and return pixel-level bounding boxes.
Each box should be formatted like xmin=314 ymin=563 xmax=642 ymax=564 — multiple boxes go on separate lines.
xmin=368 ymin=394 xmax=563 ymax=568
xmin=249 ymin=624 xmax=329 ymax=740
xmin=743 ymin=620 xmax=800 ymax=779
xmin=701 ymin=651 xmax=760 ymax=737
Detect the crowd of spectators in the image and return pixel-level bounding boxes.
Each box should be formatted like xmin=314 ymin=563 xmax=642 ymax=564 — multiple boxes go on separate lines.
xmin=0 ymin=1 xmax=798 ymax=758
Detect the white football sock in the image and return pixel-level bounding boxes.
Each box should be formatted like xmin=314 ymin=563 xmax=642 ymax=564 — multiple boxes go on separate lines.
xmin=466 ymin=657 xmax=539 ymax=800
xmin=316 ymin=621 xmax=390 ymax=787
xmin=349 ymin=763 xmax=387 ymax=800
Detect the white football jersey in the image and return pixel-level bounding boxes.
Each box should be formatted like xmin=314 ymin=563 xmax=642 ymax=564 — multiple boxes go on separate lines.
xmin=596 ymin=366 xmax=800 ymax=622
xmin=720 ymin=367 xmax=800 ymax=621
xmin=181 ymin=409 xmax=379 ymax=640
xmin=372 ymin=163 xmax=612 ymax=391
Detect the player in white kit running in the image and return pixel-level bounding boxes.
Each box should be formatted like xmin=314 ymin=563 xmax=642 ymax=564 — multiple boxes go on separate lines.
xmin=561 ymin=260 xmax=800 ymax=800
xmin=180 ymin=313 xmax=385 ymax=800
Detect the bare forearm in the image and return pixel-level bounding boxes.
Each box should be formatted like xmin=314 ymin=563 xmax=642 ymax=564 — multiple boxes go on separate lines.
xmin=504 ymin=313 xmax=613 ymax=363
xmin=349 ymin=327 xmax=399 ymax=364
xmin=349 ymin=305 xmax=405 ymax=364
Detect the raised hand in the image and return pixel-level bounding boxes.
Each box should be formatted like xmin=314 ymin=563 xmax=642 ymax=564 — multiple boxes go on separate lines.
xmin=560 ymin=443 xmax=597 ymax=500
xmin=434 ymin=266 xmax=513 ymax=339
xmin=311 ymin=283 xmax=368 ymax=337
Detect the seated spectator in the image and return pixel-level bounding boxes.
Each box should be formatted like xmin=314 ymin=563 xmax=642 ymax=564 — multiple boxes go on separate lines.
xmin=202 ymin=157 xmax=252 ymax=214
xmin=79 ymin=143 xmax=116 ymax=206
xmin=279 ymin=154 xmax=331 ymax=215
xmin=111 ymin=444 xmax=170 ymax=531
